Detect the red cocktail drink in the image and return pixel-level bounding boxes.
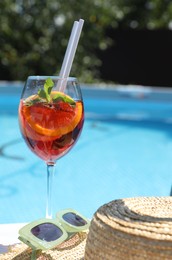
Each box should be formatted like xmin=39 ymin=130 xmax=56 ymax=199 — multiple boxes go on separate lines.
xmin=19 ymin=91 xmax=84 ymax=162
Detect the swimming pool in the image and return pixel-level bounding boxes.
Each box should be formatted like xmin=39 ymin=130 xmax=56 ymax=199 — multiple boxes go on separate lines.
xmin=1 ymin=82 xmax=172 ymax=224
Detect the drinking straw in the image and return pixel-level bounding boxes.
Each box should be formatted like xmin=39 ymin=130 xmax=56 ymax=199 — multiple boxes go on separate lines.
xmin=57 ymin=19 xmax=84 ymax=92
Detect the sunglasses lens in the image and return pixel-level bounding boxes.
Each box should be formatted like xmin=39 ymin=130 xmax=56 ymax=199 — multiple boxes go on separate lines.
xmin=31 ymin=223 xmax=63 ymax=242
xmin=62 ymin=212 xmax=87 ymax=226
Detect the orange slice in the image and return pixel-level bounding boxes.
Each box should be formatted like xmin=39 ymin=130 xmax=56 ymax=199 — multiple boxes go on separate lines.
xmin=21 ymin=93 xmax=83 ymax=138
xmin=19 ymin=102 xmax=56 ymax=141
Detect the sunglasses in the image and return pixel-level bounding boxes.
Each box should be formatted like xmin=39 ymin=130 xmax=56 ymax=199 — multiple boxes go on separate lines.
xmin=18 ymin=209 xmax=90 ymax=251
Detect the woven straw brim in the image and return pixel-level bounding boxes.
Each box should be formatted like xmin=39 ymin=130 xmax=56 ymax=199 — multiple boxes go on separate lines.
xmin=85 ymin=196 xmax=172 ymax=260
xmin=0 ymin=232 xmax=87 ymax=260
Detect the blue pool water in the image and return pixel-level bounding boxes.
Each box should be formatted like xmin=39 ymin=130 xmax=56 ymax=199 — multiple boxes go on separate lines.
xmin=1 ymin=83 xmax=172 ymax=224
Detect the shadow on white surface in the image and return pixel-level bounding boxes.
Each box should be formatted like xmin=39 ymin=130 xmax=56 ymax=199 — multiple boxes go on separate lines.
xmin=0 ymin=223 xmax=26 ymax=254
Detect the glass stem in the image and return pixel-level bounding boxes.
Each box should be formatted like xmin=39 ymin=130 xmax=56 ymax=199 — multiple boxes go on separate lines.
xmin=46 ymin=162 xmax=56 ymax=219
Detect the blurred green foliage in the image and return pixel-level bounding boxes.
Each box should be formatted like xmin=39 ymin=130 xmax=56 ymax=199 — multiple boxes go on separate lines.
xmin=0 ymin=0 xmax=172 ymax=82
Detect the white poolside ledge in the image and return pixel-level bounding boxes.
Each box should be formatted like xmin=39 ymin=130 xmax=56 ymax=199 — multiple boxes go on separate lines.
xmin=0 ymin=223 xmax=26 ymax=246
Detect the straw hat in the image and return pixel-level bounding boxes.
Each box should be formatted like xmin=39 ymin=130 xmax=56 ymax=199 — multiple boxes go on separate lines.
xmin=0 ymin=232 xmax=87 ymax=260
xmin=85 ymin=197 xmax=172 ymax=260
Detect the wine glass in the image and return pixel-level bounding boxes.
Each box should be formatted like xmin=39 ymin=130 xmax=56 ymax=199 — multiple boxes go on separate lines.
xmin=18 ymin=76 xmax=84 ymax=219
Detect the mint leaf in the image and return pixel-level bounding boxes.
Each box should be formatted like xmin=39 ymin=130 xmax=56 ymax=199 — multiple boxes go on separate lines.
xmin=45 ymin=78 xmax=54 ymax=88
xmin=44 ymin=78 xmax=54 ymax=101
xmin=38 ymin=89 xmax=47 ymax=99
xmin=52 ymin=93 xmax=76 ymax=106
xmin=63 ymin=96 xmax=76 ymax=106
xmin=38 ymin=78 xmax=54 ymax=102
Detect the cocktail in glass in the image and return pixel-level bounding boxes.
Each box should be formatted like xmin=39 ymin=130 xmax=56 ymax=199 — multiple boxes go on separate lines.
xmin=18 ymin=76 xmax=84 ymax=218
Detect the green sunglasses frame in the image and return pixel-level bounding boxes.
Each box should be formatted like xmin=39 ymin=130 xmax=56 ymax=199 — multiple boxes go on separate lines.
xmin=18 ymin=209 xmax=90 ymax=251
